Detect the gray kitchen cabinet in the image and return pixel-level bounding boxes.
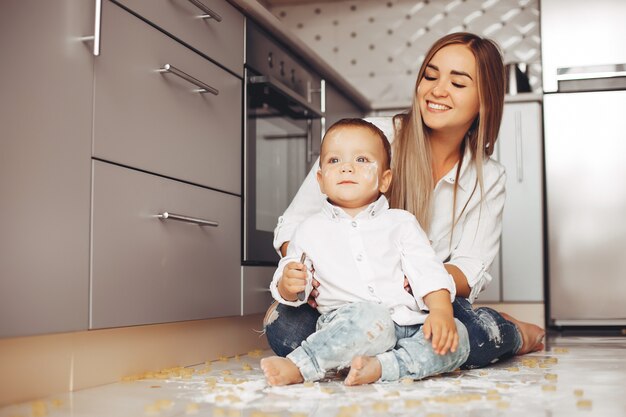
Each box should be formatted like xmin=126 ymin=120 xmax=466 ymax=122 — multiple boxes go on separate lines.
xmin=89 ymin=1 xmax=244 ymax=327
xmin=94 ymin=0 xmax=242 ymax=195
xmin=1 ymin=0 xmax=246 ymax=338
xmin=241 ymin=266 xmax=274 ymax=315
xmin=0 ymin=0 xmax=93 ymax=338
xmin=496 ymin=101 xmax=545 ymax=302
xmin=91 ymin=161 xmax=241 ymax=328
xmin=112 ymin=0 xmax=244 ymax=77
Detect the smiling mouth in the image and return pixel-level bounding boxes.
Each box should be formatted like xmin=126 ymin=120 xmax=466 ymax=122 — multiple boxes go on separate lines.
xmin=427 ymin=101 xmax=452 ymax=111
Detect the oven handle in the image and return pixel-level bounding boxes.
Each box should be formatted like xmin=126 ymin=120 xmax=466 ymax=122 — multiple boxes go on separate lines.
xmin=306 ymin=119 xmax=313 ymax=164
xmin=248 ymin=75 xmax=323 ymax=118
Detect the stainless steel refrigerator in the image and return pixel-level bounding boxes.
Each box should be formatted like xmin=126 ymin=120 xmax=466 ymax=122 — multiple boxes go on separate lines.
xmin=542 ymin=0 xmax=626 ymax=327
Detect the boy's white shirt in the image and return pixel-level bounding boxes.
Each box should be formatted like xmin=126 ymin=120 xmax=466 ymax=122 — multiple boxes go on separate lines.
xmin=273 ymin=117 xmax=506 ymax=303
xmin=269 ymin=195 xmax=456 ymax=326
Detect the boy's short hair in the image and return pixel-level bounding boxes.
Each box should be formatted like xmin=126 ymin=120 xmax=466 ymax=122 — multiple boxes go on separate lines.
xmin=321 ymin=118 xmax=392 ymax=170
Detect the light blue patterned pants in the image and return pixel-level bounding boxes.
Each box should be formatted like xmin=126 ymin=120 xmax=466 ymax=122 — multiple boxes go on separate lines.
xmin=286 ymin=301 xmax=470 ymax=382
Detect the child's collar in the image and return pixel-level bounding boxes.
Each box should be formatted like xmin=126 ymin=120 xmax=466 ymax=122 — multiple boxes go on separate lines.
xmin=321 ymin=195 xmax=389 ymax=221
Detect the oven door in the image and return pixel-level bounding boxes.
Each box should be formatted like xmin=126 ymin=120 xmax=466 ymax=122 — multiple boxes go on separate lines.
xmin=244 ymin=71 xmax=322 ymax=265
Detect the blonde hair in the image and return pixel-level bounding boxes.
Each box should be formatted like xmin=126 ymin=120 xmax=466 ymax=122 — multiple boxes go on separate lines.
xmin=388 ymin=32 xmax=505 ymax=233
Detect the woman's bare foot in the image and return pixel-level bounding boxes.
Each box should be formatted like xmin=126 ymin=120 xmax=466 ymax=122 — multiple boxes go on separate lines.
xmin=344 ymin=356 xmax=382 ymax=386
xmin=500 ymin=312 xmax=545 ymax=355
xmin=260 ymin=356 xmax=304 ymax=386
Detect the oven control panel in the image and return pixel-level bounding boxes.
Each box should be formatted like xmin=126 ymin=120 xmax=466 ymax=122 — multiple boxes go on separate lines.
xmin=246 ymin=21 xmax=322 ymax=112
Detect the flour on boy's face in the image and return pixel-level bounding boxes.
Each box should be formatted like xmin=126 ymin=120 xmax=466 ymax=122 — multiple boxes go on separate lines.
xmin=316 ymin=126 xmax=391 ymax=215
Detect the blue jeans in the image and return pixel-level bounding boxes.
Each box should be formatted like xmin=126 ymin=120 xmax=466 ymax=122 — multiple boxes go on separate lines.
xmin=264 ymin=298 xmax=521 ymax=370
xmin=286 ymin=301 xmax=469 ymax=381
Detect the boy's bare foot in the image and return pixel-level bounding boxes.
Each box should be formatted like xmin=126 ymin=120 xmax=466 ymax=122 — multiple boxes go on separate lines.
xmin=260 ymin=356 xmax=304 ymax=386
xmin=500 ymin=312 xmax=545 ymax=355
xmin=344 ymin=356 xmax=382 ymax=386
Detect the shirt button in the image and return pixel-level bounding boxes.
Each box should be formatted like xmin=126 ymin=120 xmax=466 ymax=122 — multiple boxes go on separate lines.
xmin=389 ymin=308 xmax=395 ymax=314
xmin=368 ymin=286 xmax=374 ymax=293
xmin=356 ymin=254 xmax=363 ymax=261
xmin=351 ymin=221 xmax=357 ymax=227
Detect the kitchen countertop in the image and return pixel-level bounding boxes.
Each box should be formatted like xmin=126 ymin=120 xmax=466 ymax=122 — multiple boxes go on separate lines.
xmin=226 ymin=0 xmax=371 ymax=112
xmin=505 ymin=93 xmax=543 ymax=103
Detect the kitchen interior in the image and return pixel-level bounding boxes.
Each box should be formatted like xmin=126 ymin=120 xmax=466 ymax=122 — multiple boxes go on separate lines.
xmin=1 ymin=0 xmax=625 ymax=415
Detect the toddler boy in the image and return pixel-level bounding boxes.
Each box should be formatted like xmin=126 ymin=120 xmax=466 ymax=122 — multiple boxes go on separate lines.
xmin=261 ymin=118 xmax=469 ymax=386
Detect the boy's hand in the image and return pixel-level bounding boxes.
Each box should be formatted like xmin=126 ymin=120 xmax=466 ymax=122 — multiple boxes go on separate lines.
xmin=277 ymin=261 xmax=308 ymax=301
xmin=423 ymin=308 xmax=459 ymax=355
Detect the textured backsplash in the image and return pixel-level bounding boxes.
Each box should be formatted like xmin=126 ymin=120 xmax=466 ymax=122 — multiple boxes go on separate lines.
xmin=268 ymin=0 xmax=541 ymax=109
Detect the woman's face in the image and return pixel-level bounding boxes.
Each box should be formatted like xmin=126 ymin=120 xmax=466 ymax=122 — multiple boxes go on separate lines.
xmin=417 ymin=44 xmax=480 ymax=138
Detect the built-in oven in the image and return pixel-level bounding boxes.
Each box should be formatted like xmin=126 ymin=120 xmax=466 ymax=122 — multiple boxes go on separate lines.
xmin=243 ymin=21 xmax=324 ymax=265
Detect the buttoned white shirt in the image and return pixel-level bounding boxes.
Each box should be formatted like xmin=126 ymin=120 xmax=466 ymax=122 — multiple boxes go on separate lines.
xmin=270 ymin=196 xmax=456 ymax=325
xmin=273 ymin=117 xmax=506 ymax=303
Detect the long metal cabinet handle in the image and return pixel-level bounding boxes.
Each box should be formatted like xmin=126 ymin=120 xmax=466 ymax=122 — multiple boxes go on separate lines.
xmin=514 ymin=111 xmax=524 ymax=183
xmin=187 ymin=0 xmax=223 ymax=21
xmin=159 ymin=64 xmax=219 ymax=95
xmin=157 ymin=212 xmax=219 ymax=227
xmin=93 ymin=0 xmax=102 ymax=56
xmin=82 ymin=0 xmax=102 ymax=55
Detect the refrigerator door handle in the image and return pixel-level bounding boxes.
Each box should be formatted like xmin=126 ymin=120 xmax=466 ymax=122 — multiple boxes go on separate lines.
xmin=515 ymin=111 xmax=523 ymax=183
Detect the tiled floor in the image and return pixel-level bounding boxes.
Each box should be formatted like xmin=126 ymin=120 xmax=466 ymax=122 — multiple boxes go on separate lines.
xmin=2 ymin=336 xmax=625 ymax=417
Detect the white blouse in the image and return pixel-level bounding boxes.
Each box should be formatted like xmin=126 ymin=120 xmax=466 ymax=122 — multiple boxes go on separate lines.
xmin=270 ymin=196 xmax=456 ymax=326
xmin=273 ymin=117 xmax=506 ymax=303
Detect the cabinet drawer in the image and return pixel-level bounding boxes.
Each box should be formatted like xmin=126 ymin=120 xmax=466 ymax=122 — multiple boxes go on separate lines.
xmin=112 ymin=0 xmax=243 ymax=76
xmin=91 ymin=161 xmax=241 ymax=328
xmin=95 ymin=0 xmax=242 ymax=195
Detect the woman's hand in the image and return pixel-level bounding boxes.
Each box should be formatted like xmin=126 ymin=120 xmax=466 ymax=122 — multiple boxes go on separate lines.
xmin=403 ymin=277 xmax=413 ymax=295
xmin=306 ymin=260 xmax=319 ymax=308
xmin=307 ymin=277 xmax=320 ymax=308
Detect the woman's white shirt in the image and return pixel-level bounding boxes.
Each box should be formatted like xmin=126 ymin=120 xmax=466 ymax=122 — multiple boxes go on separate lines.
xmin=273 ymin=117 xmax=506 ymax=303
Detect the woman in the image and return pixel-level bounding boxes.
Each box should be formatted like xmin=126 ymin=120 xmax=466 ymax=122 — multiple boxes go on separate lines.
xmin=265 ymin=32 xmax=545 ymax=370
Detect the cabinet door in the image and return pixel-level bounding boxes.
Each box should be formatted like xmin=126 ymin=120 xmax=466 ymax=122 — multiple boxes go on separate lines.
xmin=91 ymin=161 xmax=241 ymax=328
xmin=477 ymin=141 xmax=503 ymax=303
xmin=0 ymin=0 xmax=93 ymax=338
xmin=499 ymin=102 xmax=544 ymax=302
xmin=94 ymin=0 xmax=242 ymax=195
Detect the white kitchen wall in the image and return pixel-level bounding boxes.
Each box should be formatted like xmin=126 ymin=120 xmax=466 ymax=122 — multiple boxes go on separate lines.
xmin=268 ymin=0 xmax=541 ymax=109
